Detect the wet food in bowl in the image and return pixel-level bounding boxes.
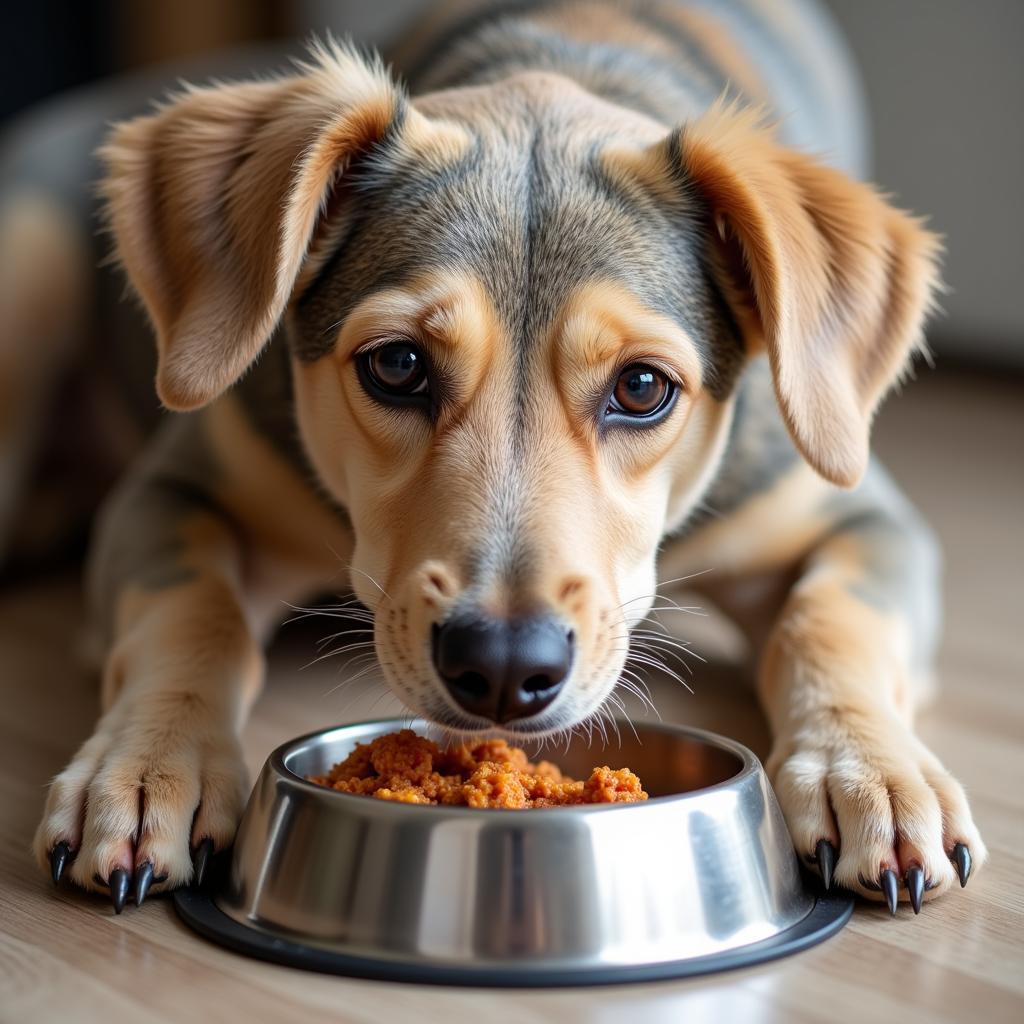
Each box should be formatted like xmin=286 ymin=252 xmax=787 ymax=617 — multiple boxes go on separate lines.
xmin=307 ymin=728 xmax=647 ymax=808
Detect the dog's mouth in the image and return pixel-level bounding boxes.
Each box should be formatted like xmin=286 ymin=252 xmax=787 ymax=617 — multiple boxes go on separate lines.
xmin=410 ymin=665 xmax=623 ymax=745
xmin=310 ymin=592 xmax=628 ymax=741
xmin=415 ymin=692 xmax=575 ymax=741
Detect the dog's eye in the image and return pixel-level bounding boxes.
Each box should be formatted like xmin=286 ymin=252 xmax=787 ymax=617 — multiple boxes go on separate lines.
xmin=607 ymin=364 xmax=674 ymax=419
xmin=360 ymin=342 xmax=429 ymax=399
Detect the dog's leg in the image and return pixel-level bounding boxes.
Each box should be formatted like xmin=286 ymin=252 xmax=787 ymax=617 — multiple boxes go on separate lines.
xmin=32 ymin=415 xmax=262 ymax=903
xmin=755 ymin=470 xmax=987 ymax=907
xmin=660 ymin=460 xmax=986 ymax=908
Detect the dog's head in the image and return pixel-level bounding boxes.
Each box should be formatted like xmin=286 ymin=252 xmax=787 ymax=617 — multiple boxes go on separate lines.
xmin=103 ymin=42 xmax=940 ymax=737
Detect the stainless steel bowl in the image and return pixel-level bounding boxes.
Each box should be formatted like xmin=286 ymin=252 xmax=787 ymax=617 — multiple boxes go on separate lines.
xmin=174 ymin=718 xmax=852 ymax=985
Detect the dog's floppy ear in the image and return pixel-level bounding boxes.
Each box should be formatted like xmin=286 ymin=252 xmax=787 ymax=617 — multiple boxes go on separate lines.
xmin=102 ymin=41 xmax=437 ymax=411
xmin=664 ymin=104 xmax=942 ymax=487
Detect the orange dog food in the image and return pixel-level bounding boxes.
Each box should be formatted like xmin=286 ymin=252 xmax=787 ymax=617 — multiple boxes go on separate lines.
xmin=307 ymin=729 xmax=647 ymax=808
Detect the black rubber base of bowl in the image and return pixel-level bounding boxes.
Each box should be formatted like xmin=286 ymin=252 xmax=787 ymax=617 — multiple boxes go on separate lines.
xmin=173 ymin=872 xmax=854 ymax=988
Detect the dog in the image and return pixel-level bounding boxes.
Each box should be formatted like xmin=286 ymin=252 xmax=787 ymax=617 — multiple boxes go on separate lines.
xmin=6 ymin=0 xmax=985 ymax=913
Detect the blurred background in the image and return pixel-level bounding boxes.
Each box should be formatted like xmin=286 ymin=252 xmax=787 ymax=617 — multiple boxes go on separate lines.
xmin=3 ymin=0 xmax=1022 ymax=366
xmin=1 ymin=8 xmax=1020 ymax=1013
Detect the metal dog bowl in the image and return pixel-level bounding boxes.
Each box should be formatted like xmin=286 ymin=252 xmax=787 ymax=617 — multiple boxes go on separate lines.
xmin=174 ymin=718 xmax=852 ymax=985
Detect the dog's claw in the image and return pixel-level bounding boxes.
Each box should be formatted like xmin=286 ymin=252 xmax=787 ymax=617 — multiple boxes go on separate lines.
xmin=192 ymin=838 xmax=214 ymax=889
xmin=952 ymin=843 xmax=972 ymax=888
xmin=49 ymin=841 xmax=71 ymax=886
xmin=814 ymin=839 xmax=837 ymax=891
xmin=109 ymin=868 xmax=130 ymax=914
xmin=134 ymin=861 xmax=155 ymax=907
xmin=905 ymin=865 xmax=925 ymax=914
xmin=881 ymin=869 xmax=899 ymax=915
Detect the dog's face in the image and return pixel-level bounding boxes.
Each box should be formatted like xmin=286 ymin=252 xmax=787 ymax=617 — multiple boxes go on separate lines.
xmin=103 ymin=43 xmax=939 ymax=737
xmin=289 ymin=73 xmax=742 ymax=734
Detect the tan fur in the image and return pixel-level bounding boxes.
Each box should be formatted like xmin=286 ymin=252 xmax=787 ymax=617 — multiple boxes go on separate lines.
xmin=759 ymin=572 xmax=985 ymax=900
xmin=36 ymin=550 xmax=259 ymax=890
xmin=678 ymin=103 xmax=942 ymax=487
xmin=663 ymin=461 xmax=832 ymax=576
xmin=203 ymin=396 xmax=357 ymax=627
xmin=102 ymin=41 xmax=467 ymax=412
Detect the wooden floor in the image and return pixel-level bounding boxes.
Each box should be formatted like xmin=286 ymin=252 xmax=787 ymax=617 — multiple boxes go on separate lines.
xmin=1 ymin=369 xmax=1022 ymax=1023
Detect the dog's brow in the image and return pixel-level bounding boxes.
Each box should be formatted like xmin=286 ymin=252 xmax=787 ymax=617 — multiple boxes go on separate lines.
xmin=574 ymin=317 xmax=627 ymax=365
xmin=421 ymin=301 xmax=462 ymax=344
xmin=556 ymin=283 xmax=705 ymax=389
xmin=329 ymin=271 xmax=499 ymax=360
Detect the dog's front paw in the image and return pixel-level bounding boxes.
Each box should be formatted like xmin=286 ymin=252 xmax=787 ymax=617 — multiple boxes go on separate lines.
xmin=768 ymin=719 xmax=987 ymax=913
xmin=32 ymin=697 xmax=249 ymax=911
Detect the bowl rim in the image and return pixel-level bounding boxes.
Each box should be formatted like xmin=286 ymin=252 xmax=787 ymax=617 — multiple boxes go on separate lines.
xmin=269 ymin=717 xmax=763 ymax=817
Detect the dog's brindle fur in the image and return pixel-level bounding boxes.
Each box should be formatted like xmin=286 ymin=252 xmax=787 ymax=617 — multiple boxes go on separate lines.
xmin=11 ymin=0 xmax=984 ymax=906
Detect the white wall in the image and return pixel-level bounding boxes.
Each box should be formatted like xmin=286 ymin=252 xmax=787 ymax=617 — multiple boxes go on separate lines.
xmin=822 ymin=0 xmax=1024 ymax=365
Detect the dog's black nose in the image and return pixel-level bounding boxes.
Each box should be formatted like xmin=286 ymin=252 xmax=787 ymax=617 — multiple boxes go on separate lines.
xmin=432 ymin=613 xmax=573 ymax=724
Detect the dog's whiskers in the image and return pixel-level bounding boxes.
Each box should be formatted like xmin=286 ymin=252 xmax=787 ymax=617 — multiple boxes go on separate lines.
xmin=616 ymin=671 xmax=660 ymax=720
xmin=328 ymin=662 xmax=393 ymax=714
xmin=627 ymin=651 xmax=695 ymax=693
xmin=633 ymin=631 xmax=707 ymax=666
xmin=315 ymin=626 xmax=374 ymax=651
xmin=653 ymin=569 xmax=715 ymax=589
xmin=606 ymin=692 xmax=640 ymax=743
xmin=343 ymin=564 xmax=392 ymax=606
xmin=645 ymin=602 xmax=708 ymax=616
xmin=609 ymin=629 xmax=699 ymax=663
xmin=629 ymin=637 xmax=697 ymax=675
xmin=604 ymin=694 xmax=630 ymax=744
xmin=303 ymin=639 xmax=377 ymax=671
xmin=282 ymin=596 xmax=377 ymax=629
xmin=614 ymin=587 xmax=708 ymax=614
xmin=321 ymin=655 xmax=385 ymax=698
